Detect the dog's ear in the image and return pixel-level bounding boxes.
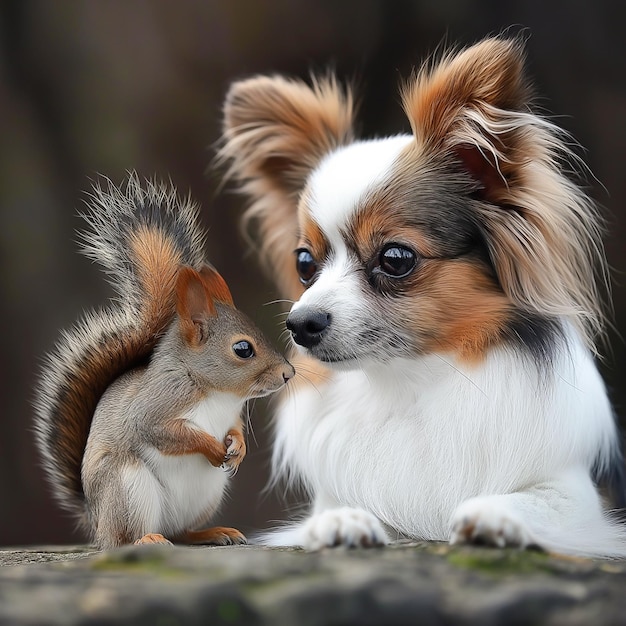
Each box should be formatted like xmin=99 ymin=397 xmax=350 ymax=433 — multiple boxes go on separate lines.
xmin=220 ymin=75 xmax=355 ymax=298
xmin=222 ymin=75 xmax=354 ymax=195
xmin=402 ymin=37 xmax=607 ymax=349
xmin=402 ymin=37 xmax=530 ymax=204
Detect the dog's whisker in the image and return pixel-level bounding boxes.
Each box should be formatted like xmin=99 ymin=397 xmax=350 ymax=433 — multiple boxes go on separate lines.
xmin=263 ymin=299 xmax=295 ymax=307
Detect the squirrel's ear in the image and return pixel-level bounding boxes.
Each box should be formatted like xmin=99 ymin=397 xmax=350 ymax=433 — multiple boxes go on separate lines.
xmin=197 ymin=264 xmax=234 ymax=307
xmin=176 ymin=266 xmax=217 ymax=346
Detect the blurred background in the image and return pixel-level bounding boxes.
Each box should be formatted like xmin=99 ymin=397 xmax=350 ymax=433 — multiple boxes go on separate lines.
xmin=1 ymin=1 xmax=624 ymax=546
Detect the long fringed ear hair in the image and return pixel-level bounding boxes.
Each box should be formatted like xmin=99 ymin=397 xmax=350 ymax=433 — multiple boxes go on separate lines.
xmin=401 ymin=37 xmax=609 ymax=352
xmin=220 ymin=75 xmax=355 ymax=299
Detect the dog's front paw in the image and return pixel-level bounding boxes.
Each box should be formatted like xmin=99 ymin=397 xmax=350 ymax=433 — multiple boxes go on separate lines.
xmin=301 ymin=507 xmax=389 ymax=551
xmin=450 ymin=498 xmax=534 ymax=549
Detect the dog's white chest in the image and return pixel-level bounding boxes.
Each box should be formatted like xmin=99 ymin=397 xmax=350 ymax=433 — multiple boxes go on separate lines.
xmin=275 ymin=347 xmax=613 ymax=540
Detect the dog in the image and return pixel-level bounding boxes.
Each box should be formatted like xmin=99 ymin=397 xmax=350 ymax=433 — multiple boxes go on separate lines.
xmin=220 ymin=36 xmax=626 ymax=557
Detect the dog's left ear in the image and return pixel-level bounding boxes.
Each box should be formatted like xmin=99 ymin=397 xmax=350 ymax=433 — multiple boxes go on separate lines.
xmin=402 ymin=37 xmax=606 ymax=349
xmin=402 ymin=37 xmax=530 ymax=204
xmin=220 ymin=75 xmax=355 ymax=298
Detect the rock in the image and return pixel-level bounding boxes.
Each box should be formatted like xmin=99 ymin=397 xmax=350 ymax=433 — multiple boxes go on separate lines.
xmin=0 ymin=542 xmax=625 ymax=625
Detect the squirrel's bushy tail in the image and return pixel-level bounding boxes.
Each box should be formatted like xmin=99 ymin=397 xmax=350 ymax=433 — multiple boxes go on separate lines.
xmin=34 ymin=173 xmax=207 ymax=525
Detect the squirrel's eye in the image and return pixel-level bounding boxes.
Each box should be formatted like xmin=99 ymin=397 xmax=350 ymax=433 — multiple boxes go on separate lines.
xmin=233 ymin=340 xmax=255 ymax=359
xmin=378 ymin=245 xmax=417 ymax=278
xmin=295 ymin=248 xmax=317 ymax=285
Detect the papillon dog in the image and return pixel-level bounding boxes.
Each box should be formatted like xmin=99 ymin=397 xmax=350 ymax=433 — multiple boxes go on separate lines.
xmin=220 ymin=37 xmax=626 ymax=557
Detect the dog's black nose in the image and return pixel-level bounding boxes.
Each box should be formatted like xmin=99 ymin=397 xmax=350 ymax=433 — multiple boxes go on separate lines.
xmin=286 ymin=308 xmax=331 ymax=348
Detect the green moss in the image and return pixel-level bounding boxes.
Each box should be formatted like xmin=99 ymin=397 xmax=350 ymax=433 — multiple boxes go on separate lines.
xmin=447 ymin=548 xmax=553 ymax=575
xmin=89 ymin=549 xmax=188 ymax=578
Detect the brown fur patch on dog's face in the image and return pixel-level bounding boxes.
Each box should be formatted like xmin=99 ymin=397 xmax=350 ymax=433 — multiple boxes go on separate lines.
xmin=340 ymin=150 xmax=511 ymax=364
xmin=395 ymin=257 xmax=511 ymax=363
xmin=298 ymin=207 xmax=330 ymax=270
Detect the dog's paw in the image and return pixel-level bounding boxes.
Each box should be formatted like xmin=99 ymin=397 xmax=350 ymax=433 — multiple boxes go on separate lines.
xmin=450 ymin=499 xmax=534 ymax=549
xmin=301 ymin=507 xmax=389 ymax=551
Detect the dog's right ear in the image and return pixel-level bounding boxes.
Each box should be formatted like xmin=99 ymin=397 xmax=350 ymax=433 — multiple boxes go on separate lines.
xmin=221 ymin=75 xmax=354 ymax=196
xmin=220 ymin=75 xmax=355 ymax=298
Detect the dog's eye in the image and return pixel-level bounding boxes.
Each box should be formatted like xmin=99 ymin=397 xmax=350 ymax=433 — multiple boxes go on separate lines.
xmin=379 ymin=245 xmax=417 ymax=278
xmin=233 ymin=340 xmax=255 ymax=359
xmin=295 ymin=248 xmax=318 ymax=285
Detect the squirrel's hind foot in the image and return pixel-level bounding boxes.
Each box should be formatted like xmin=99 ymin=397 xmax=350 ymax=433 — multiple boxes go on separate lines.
xmin=181 ymin=526 xmax=247 ymax=546
xmin=134 ymin=533 xmax=173 ymax=546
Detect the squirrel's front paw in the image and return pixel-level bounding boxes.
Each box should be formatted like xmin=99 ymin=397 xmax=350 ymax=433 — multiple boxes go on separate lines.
xmin=220 ymin=431 xmax=246 ymax=477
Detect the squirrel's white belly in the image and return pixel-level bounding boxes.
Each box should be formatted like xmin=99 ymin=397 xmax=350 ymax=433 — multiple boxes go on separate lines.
xmin=150 ymin=453 xmax=229 ymax=533
xmin=147 ymin=393 xmax=244 ymax=534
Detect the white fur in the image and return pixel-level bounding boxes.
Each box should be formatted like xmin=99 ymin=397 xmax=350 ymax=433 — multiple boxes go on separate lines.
xmin=291 ymin=246 xmax=355 ymax=314
xmin=121 ymin=463 xmax=163 ymax=538
xmin=290 ymin=245 xmax=374 ymax=365
xmin=267 ymin=328 xmax=626 ymax=557
xmin=183 ymin=392 xmax=242 ymax=437
xmin=307 ymin=136 xmax=412 ymax=245
xmin=137 ymin=393 xmax=242 ymax=535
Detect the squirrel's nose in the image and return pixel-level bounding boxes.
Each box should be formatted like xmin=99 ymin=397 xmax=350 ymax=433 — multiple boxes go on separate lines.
xmin=282 ymin=362 xmax=295 ymax=384
xmin=286 ymin=308 xmax=331 ymax=348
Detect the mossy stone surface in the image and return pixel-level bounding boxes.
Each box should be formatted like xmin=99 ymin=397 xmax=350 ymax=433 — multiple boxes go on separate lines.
xmin=1 ymin=542 xmax=625 ymax=625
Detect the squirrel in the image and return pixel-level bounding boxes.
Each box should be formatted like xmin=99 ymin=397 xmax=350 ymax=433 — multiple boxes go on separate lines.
xmin=33 ymin=173 xmax=294 ymax=549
